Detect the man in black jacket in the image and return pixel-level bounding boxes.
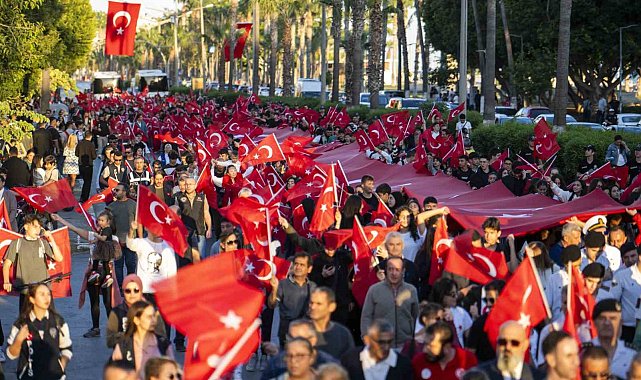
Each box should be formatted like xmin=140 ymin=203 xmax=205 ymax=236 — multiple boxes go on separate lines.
xmin=32 ymin=122 xmax=52 ymax=156
xmin=76 ymin=131 xmax=97 ymax=202
xmin=2 ymin=147 xmax=31 ymax=188
xmin=340 ymin=319 xmax=413 ymax=380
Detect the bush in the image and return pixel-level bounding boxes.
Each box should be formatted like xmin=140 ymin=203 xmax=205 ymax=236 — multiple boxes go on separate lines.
xmin=471 ymin=123 xmax=641 ymax=181
xmin=170 ymin=86 xmax=191 ymax=95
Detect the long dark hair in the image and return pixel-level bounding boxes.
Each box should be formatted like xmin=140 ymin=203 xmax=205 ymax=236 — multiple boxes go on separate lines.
xmin=430 ymin=278 xmax=458 ymax=306
xmin=340 ymin=195 xmax=362 ymax=229
xmin=528 ymin=241 xmax=555 ymax=270
xmin=124 ymin=300 xmax=153 ymax=338
xmin=17 ymin=284 xmax=62 ymax=326
xmin=395 ymin=205 xmax=419 ymax=241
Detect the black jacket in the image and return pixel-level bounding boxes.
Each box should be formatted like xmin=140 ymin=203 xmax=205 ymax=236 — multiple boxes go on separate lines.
xmin=3 ymin=156 xmax=31 ymax=188
xmin=32 ymin=128 xmax=52 ymax=156
xmin=474 ymin=359 xmax=545 ymax=380
xmin=340 ymin=347 xmax=413 ymax=380
xmin=75 ymin=139 xmax=97 ymax=166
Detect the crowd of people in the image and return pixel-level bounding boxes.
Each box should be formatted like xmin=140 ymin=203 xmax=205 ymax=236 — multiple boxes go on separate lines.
xmin=1 ymin=92 xmax=641 ymax=380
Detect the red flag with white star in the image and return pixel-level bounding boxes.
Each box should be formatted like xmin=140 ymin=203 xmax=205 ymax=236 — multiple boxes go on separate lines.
xmin=309 ymin=165 xmax=337 ymax=233
xmin=105 ymin=1 xmax=141 ymax=56
xmin=351 ymin=217 xmax=380 ymax=306
xmin=428 ymin=217 xmax=451 ymax=285
xmin=242 ymin=134 xmax=286 ymax=166
xmin=153 ymin=252 xmax=264 ymax=380
xmin=136 ymin=186 xmax=188 ymax=256
xmin=14 ymin=179 xmax=78 ymax=213
xmin=484 ymin=255 xmax=551 ymax=348
xmin=50 ymin=227 xmax=72 ymax=298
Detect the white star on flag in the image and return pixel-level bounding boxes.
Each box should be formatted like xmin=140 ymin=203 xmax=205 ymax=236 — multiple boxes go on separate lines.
xmin=244 ymin=261 xmax=255 ymax=273
xmin=320 ymin=204 xmax=328 ymax=212
xmin=253 ymin=153 xmax=260 ymax=160
xmin=44 ymin=196 xmax=53 ymax=203
xmin=517 ymin=312 xmax=531 ymax=329
xmin=305 ymin=169 xmax=311 ymax=175
xmin=273 ymin=227 xmax=279 ymax=234
xmin=437 ymin=257 xmax=444 ymax=264
xmin=164 ymin=216 xmax=173 ymax=225
xmin=116 ymin=27 xmax=124 ymax=35
xmin=353 ymin=264 xmax=359 ymax=274
xmin=47 ymin=261 xmax=56 ymax=271
xmin=219 ymin=310 xmax=243 ymax=330
xmin=306 ymin=233 xmax=314 ymax=238
xmin=306 ymin=182 xmax=313 ymax=187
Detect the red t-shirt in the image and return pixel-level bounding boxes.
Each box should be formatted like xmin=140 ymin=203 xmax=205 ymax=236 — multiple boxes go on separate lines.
xmin=412 ymin=347 xmax=478 ymax=380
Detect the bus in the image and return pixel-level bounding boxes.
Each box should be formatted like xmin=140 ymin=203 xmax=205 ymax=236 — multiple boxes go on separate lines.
xmin=135 ymin=70 xmax=169 ymax=97
xmin=91 ymin=71 xmax=121 ymax=98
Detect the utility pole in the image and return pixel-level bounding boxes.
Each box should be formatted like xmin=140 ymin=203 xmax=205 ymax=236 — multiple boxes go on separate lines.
xmin=320 ymin=4 xmax=327 ymax=104
xmin=173 ymin=14 xmax=180 ymax=86
xmin=458 ymin=0 xmax=468 ymax=112
xmin=252 ymin=1 xmax=260 ymax=94
xmin=200 ymin=0 xmax=207 ymax=79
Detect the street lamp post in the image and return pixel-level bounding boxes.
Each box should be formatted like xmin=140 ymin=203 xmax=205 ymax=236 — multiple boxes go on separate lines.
xmin=511 ymin=34 xmax=523 ymax=57
xmin=458 ymin=0 xmax=468 ymax=111
xmin=618 ymin=24 xmax=639 ymax=113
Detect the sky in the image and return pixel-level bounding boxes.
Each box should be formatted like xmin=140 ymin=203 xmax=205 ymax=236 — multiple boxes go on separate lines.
xmin=90 ymin=0 xmax=179 ymax=25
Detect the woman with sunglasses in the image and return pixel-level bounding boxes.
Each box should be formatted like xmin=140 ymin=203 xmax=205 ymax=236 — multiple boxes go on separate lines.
xmin=219 ymin=231 xmax=241 ymax=253
xmin=112 ymin=300 xmax=174 ymax=378
xmin=106 ymin=274 xmax=166 ymax=349
xmin=271 ymin=337 xmax=317 ymax=380
xmin=144 ymin=357 xmax=182 ymax=380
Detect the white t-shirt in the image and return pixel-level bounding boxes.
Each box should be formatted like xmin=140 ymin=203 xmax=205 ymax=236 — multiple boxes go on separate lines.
xmin=126 ymin=237 xmax=177 ymax=293
xmin=400 ymin=228 xmax=427 ymax=262
xmin=450 ymin=306 xmax=472 ymax=347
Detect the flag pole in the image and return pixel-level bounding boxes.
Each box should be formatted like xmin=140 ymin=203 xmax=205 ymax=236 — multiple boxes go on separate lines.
xmin=209 ymin=318 xmax=261 ymax=380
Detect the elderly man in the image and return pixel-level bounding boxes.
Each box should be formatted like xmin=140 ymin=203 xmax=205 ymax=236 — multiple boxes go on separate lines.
xmin=542 ymin=331 xmax=580 ymax=380
xmin=473 ymin=321 xmax=544 ymax=380
xmin=341 ymin=319 xmax=413 ymax=380
xmin=549 ymin=222 xmax=582 ymax=266
xmin=175 ymin=177 xmax=212 ymax=256
xmin=361 ymin=256 xmax=419 ymax=348
xmin=377 ymin=232 xmax=419 ymax=289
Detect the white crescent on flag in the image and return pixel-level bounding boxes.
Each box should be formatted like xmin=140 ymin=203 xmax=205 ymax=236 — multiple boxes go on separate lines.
xmin=112 ymin=11 xmax=132 ymax=28
xmin=150 ymin=201 xmax=165 ymax=224
xmin=471 ymin=253 xmax=497 ymax=278
xmin=258 ymin=146 xmax=274 ymax=159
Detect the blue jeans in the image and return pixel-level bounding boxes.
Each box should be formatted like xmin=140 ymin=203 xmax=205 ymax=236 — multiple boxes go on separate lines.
xmin=114 ymin=246 xmax=137 ymax=289
xmin=195 ymin=234 xmax=207 ymax=258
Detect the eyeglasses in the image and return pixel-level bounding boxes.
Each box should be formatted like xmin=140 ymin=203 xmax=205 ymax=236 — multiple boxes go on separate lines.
xmin=224 ymin=240 xmax=238 ymax=246
xmin=482 ymin=297 xmax=496 ymax=304
xmin=497 ymin=338 xmax=521 ymax=347
xmin=124 ymin=288 xmax=140 ymax=294
xmin=285 ymin=353 xmax=311 ymax=361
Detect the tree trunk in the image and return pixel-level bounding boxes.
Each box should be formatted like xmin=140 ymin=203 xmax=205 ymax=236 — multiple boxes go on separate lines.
xmin=368 ymin=0 xmax=383 ymax=108
xmin=228 ymin=0 xmax=239 ymax=89
xmin=40 ymin=68 xmax=51 ymax=113
xmin=415 ymin=0 xmax=427 ymax=95
xmin=397 ymin=0 xmax=410 ymax=93
xmin=471 ymin=0 xmax=485 ymax=83
xmin=281 ymin=13 xmax=295 ymax=96
xmin=306 ymin=12 xmax=313 ymax=79
xmin=498 ymin=0 xmax=515 ymax=104
xmin=553 ymin=0 xmax=572 ymax=129
xmin=482 ymin=0 xmax=496 ymax=123
xmin=269 ymin=15 xmax=278 ymax=96
xmin=331 ymin=0 xmax=342 ymax=101
xmin=344 ymin=2 xmax=353 ymax=104
xmin=217 ymin=44 xmax=226 ymax=86
xmin=252 ymin=1 xmax=260 ymax=94
xmin=350 ymin=0 xmax=365 ymax=105
xmin=380 ymin=0 xmax=389 ymax=91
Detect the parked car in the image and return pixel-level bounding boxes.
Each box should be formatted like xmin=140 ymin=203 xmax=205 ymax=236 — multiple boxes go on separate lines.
xmin=515 ymin=106 xmax=553 ymax=119
xmin=386 ymin=97 xmax=427 ymax=110
xmin=567 ymin=122 xmax=612 ymax=131
xmin=359 ymin=92 xmax=389 ymax=107
xmin=258 ymin=86 xmax=270 ymax=96
xmin=495 ymin=106 xmax=517 ymax=116
xmin=615 ymin=113 xmax=641 ymax=133
xmin=533 ymin=114 xmax=578 ymax=125
xmin=495 ymin=115 xmax=534 ymax=125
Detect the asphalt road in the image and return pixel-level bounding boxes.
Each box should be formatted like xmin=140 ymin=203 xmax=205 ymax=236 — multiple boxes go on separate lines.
xmin=0 ymin=158 xmax=265 ymax=379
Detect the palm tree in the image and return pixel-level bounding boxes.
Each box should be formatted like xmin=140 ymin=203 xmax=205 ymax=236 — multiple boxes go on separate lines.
xmin=380 ymin=0 xmax=389 ymax=90
xmin=553 ymin=0 xmax=572 ymax=129
xmin=331 ymin=0 xmax=342 ymax=101
xmin=482 ymin=0 xmax=496 ymax=124
xmin=349 ymin=0 xmax=366 ymax=104
xmin=396 ymin=0 xmax=410 ymax=93
xmin=269 ymin=15 xmax=278 ymax=96
xmin=228 ymin=0 xmax=239 ymax=88
xmin=414 ymin=0 xmax=427 ymax=94
xmin=368 ymin=0 xmax=383 ymax=108
xmin=281 ymin=12 xmax=294 ymax=96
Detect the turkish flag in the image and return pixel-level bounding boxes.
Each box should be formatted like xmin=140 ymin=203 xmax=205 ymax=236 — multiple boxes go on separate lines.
xmin=105 ymin=1 xmax=141 ymax=56
xmin=78 ymin=204 xmax=99 ymax=232
xmin=412 ymin=142 xmax=430 ymax=174
xmin=136 ymin=186 xmax=188 ymax=256
xmin=14 ymin=179 xmax=77 ymax=213
xmin=237 ymin=134 xmax=256 ymax=161
xmin=371 ymin=197 xmax=395 ymax=227
xmin=428 ymin=217 xmax=451 ymax=285
xmin=153 ymin=252 xmax=264 ymax=380
xmin=532 ymin=119 xmax=561 ymax=161
xmin=195 ymin=139 xmax=213 ymax=166
xmin=332 ymin=108 xmax=351 ymax=129
xmin=206 ymin=128 xmax=228 ymax=151
xmin=362 ymin=223 xmax=399 ymax=248
xmin=394 ymin=120 xmax=414 ymax=147
xmin=381 ymin=111 xmax=410 ymax=130
xmin=286 ymin=166 xmax=326 ymax=202
xmin=491 ymin=149 xmax=510 ymax=172
xmin=196 ymin=163 xmax=218 ymax=210
xmin=263 ymin=165 xmax=285 ymax=194
xmin=285 ymin=108 xmax=320 ymax=124
xmin=224 ymin=22 xmax=253 ymax=61
xmin=50 ymin=227 xmax=72 ymax=298
xmin=322 ymin=228 xmax=353 ymax=250
xmin=484 ymin=255 xmax=551 ymax=347
xmin=243 ymin=168 xmax=267 ymax=191
xmin=292 ymin=203 xmax=314 ymax=239
xmin=309 ymin=165 xmax=337 ymax=233
xmin=354 ymin=129 xmax=376 ymax=152
xmin=283 ymin=136 xmax=314 ymax=150
xmin=584 ymin=163 xmax=629 ymax=188
xmin=442 ymin=131 xmax=466 ymax=165
xmin=242 ymin=134 xmax=285 ymax=166
xmin=154 ymin=132 xmax=188 ymax=146
xmin=220 ymin=197 xmax=279 ymax=249
xmin=410 ymin=111 xmax=425 ymax=129
xmin=443 ymin=232 xmax=508 ymax=285
xmin=447 ymin=101 xmax=466 ymax=123
xmin=223 ymin=116 xmax=256 ymax=136
xmin=81 ymin=187 xmax=114 ymax=211
xmin=351 ymin=217 xmax=380 ymax=306
xmin=368 ymin=121 xmax=390 ymax=147
xmin=565 ymin=265 xmax=597 ymax=340
xmin=0 ymin=199 xmax=12 ymax=230
xmin=234 ymin=249 xmax=291 ymax=290
xmin=427 ymin=105 xmax=444 ymax=124
xmin=0 ymin=228 xmax=24 ymax=296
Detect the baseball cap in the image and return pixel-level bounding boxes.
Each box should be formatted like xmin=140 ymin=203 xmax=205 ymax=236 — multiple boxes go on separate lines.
xmin=584 ymin=144 xmax=595 ymax=151
xmin=592 ymin=299 xmax=621 ymax=320
xmin=582 ymin=215 xmax=607 ymax=235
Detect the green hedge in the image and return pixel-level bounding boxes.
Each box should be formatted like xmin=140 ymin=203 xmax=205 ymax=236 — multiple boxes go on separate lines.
xmin=471 ymin=123 xmax=641 ymax=180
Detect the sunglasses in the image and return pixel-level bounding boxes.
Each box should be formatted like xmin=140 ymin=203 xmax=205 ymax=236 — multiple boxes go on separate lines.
xmin=482 ymin=297 xmax=496 ymax=304
xmin=167 ymin=374 xmax=182 ymax=380
xmin=124 ymin=288 xmax=140 ymax=294
xmin=225 ymin=240 xmax=238 ymax=246
xmin=497 ymin=338 xmax=521 ymax=348
xmin=114 ymin=159 xmax=122 ymax=162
